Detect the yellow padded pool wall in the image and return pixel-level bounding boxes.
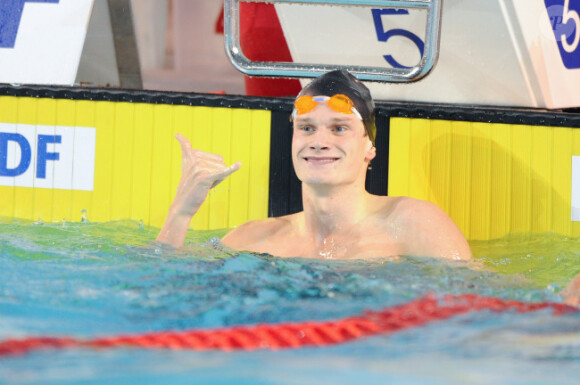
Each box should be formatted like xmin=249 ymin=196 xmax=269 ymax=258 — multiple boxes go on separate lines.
xmin=388 ymin=117 xmax=580 ymax=240
xmin=0 ymin=96 xmax=271 ymax=230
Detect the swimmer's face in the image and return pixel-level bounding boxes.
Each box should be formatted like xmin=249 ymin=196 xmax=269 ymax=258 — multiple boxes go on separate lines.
xmin=291 ymin=95 xmax=376 ymax=187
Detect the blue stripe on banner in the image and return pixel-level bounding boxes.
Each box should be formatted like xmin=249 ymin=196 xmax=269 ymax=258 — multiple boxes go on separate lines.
xmin=0 ymin=0 xmax=60 ymax=49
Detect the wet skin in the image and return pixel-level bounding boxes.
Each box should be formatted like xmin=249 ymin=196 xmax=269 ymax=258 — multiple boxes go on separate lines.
xmin=222 ymin=101 xmax=472 ymax=261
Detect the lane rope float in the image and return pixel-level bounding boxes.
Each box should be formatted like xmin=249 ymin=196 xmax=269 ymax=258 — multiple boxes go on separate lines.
xmin=0 ymin=294 xmax=576 ymax=357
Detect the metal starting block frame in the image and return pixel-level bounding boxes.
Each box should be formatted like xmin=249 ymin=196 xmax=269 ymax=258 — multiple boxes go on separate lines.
xmin=223 ymin=0 xmax=443 ymax=82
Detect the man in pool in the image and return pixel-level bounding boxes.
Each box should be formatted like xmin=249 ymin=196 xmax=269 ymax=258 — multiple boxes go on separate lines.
xmin=156 ymin=70 xmax=472 ymax=261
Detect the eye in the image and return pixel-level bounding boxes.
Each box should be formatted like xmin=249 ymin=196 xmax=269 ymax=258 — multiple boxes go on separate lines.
xmin=333 ymin=125 xmax=347 ymax=132
xmin=299 ymin=125 xmax=314 ymax=132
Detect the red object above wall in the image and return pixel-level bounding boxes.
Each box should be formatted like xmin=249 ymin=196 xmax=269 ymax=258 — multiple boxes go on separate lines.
xmin=217 ymin=4 xmax=302 ymax=97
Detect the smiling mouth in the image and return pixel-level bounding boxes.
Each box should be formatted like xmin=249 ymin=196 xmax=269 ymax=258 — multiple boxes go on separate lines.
xmin=304 ymin=157 xmax=339 ymax=164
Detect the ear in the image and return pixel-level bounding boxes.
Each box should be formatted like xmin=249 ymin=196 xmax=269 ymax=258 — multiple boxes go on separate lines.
xmin=364 ymin=140 xmax=376 ymax=162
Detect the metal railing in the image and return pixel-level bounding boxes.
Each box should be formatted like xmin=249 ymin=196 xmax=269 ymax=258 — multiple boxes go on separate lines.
xmin=223 ymin=0 xmax=443 ymax=82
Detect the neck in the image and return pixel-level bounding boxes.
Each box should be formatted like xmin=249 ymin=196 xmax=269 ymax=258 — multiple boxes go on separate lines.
xmin=300 ymin=182 xmax=370 ymax=241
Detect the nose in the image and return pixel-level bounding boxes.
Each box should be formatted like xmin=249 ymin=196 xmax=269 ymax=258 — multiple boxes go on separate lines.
xmin=309 ymin=128 xmax=331 ymax=150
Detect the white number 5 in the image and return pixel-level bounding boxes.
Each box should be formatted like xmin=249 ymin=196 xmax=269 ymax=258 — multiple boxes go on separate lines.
xmin=562 ymin=0 xmax=580 ymax=53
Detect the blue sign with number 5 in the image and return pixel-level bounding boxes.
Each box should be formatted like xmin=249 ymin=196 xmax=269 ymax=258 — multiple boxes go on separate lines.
xmin=545 ymin=0 xmax=580 ymax=69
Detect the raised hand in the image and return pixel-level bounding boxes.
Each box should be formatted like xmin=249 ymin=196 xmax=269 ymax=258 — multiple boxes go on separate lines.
xmin=173 ymin=133 xmax=241 ymax=216
xmin=156 ymin=134 xmax=241 ymax=247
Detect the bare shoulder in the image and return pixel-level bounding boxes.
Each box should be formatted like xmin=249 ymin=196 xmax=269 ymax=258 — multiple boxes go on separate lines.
xmin=371 ymin=196 xmax=443 ymax=223
xmin=221 ymin=215 xmax=295 ymax=251
xmin=387 ymin=196 xmax=445 ymax=218
xmin=380 ymin=196 xmax=472 ymax=261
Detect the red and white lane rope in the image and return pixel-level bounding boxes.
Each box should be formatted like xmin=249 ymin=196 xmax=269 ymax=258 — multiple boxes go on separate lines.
xmin=0 ymin=294 xmax=576 ymax=357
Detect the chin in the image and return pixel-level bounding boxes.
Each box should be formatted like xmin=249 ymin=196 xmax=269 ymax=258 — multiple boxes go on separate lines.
xmin=302 ymin=178 xmax=332 ymax=186
xmin=299 ymin=174 xmax=342 ymax=186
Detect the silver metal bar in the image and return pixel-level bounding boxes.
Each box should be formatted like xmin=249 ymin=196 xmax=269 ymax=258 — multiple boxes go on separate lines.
xmin=242 ymin=0 xmax=431 ymax=7
xmin=224 ymin=0 xmax=442 ymax=82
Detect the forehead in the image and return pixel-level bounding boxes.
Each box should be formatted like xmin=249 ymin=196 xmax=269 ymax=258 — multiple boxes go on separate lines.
xmin=294 ymin=113 xmax=353 ymax=125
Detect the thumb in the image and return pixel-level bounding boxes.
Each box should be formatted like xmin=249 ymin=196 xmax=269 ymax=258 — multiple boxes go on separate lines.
xmin=175 ymin=134 xmax=193 ymax=155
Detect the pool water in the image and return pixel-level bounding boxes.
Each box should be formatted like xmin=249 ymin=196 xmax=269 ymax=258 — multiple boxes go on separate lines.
xmin=0 ymin=219 xmax=579 ymax=384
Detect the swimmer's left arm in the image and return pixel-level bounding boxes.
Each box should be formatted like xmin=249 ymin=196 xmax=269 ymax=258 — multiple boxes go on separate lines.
xmin=156 ymin=134 xmax=241 ymax=248
xmin=396 ymin=198 xmax=472 ymax=261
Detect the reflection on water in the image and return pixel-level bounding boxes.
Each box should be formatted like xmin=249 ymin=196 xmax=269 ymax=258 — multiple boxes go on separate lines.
xmin=0 ymin=219 xmax=579 ymax=385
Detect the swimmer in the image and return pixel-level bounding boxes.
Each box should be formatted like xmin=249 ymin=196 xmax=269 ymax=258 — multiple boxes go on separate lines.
xmin=157 ymin=70 xmax=472 ymax=261
xmin=157 ymin=69 xmax=580 ymax=304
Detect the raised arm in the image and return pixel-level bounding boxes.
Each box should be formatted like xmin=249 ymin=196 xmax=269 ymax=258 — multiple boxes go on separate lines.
xmin=156 ymin=134 xmax=241 ymax=248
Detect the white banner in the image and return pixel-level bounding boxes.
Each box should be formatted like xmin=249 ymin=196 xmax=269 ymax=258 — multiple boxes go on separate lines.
xmin=0 ymin=0 xmax=94 ymax=85
xmin=0 ymin=123 xmax=96 ymax=191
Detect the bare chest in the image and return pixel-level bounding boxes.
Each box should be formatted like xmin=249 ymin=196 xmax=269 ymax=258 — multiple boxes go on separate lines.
xmin=252 ymin=223 xmax=404 ymax=260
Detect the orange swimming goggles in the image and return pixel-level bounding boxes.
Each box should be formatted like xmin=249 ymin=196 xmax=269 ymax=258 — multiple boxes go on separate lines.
xmin=292 ymin=94 xmax=363 ymax=121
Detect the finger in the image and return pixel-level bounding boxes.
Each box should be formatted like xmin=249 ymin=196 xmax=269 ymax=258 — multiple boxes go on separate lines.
xmin=210 ymin=162 xmax=241 ymax=189
xmin=189 ymin=156 xmax=230 ymax=172
xmin=175 ymin=135 xmax=222 ymax=162
xmin=215 ymin=161 xmax=241 ymax=180
xmin=197 ymin=161 xmax=241 ymax=180
xmin=175 ymin=133 xmax=191 ymax=148
xmin=193 ymin=150 xmax=224 ymax=163
xmin=184 ymin=160 xmax=239 ymax=186
xmin=176 ymin=134 xmax=225 ymax=164
xmin=175 ymin=134 xmax=193 ymax=158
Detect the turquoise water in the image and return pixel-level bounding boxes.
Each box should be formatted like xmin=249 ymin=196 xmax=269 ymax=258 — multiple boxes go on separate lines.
xmin=1 ymin=220 xmax=579 ymax=384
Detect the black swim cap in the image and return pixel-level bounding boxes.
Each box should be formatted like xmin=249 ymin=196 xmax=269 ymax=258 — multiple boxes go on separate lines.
xmin=298 ymin=70 xmax=376 ymax=145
